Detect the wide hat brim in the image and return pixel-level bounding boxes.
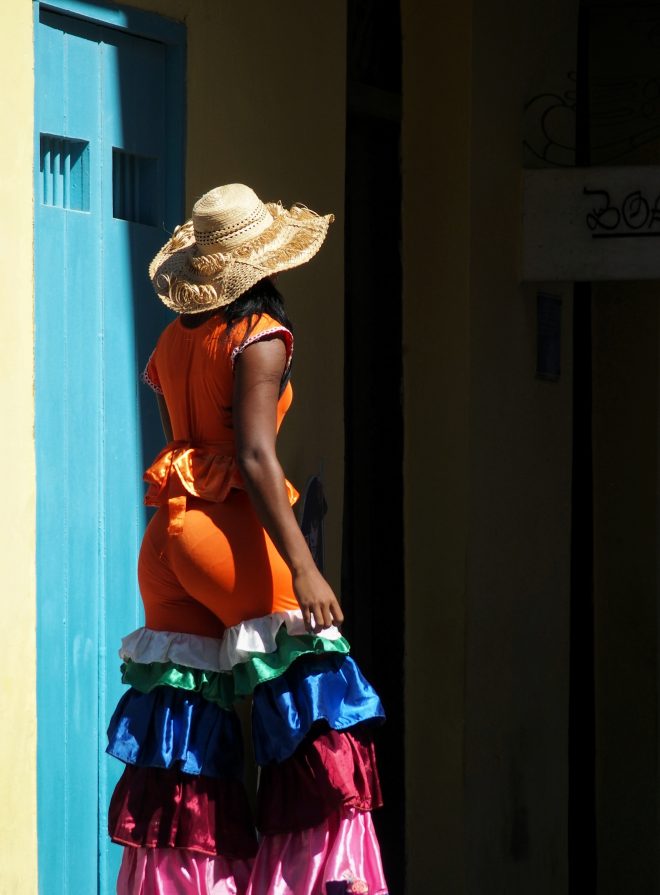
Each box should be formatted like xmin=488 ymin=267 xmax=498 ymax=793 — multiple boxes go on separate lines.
xmin=149 ymin=202 xmax=334 ymax=314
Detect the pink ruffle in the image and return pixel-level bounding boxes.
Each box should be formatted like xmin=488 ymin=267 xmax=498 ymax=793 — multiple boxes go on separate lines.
xmin=246 ymin=806 xmax=388 ymax=895
xmin=116 ymin=806 xmax=386 ymax=895
xmin=117 ymin=847 xmax=253 ymax=895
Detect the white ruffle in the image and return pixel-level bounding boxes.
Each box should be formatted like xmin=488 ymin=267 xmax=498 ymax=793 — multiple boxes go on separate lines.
xmin=119 ymin=609 xmax=342 ymax=673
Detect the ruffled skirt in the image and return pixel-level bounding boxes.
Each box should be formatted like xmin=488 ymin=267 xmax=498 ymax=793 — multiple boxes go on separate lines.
xmin=107 ymin=612 xmax=388 ymax=895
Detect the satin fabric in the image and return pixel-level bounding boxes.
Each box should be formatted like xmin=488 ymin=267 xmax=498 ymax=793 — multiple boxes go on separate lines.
xmin=144 ymin=440 xmax=299 ymax=536
xmin=246 ymin=806 xmax=388 ymax=895
xmin=115 ymin=808 xmax=387 ymax=895
xmin=257 ymin=728 xmax=383 ymax=834
xmin=252 ymin=655 xmax=385 ymax=765
xmin=109 ymin=725 xmax=382 ymax=848
xmin=109 ymin=650 xmax=381 ymax=776
xmin=117 ymin=846 xmax=254 ymax=895
xmin=107 ymin=687 xmax=243 ymax=778
xmin=121 ymin=662 xmax=235 ymax=710
xmin=120 ymin=611 xmax=342 ymax=673
xmin=109 ymin=765 xmax=257 ymax=858
xmin=120 ymin=629 xmax=351 ymax=707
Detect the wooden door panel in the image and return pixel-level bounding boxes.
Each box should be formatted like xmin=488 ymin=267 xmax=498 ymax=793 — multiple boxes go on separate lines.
xmin=35 ymin=7 xmax=183 ymax=892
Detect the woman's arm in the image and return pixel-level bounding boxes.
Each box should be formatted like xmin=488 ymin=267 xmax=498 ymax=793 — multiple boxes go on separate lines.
xmin=233 ymin=337 xmax=344 ymax=631
xmin=156 ymin=393 xmax=174 ymax=442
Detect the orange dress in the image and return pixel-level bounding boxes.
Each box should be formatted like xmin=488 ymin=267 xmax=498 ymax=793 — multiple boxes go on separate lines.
xmin=138 ymin=312 xmax=300 ymax=637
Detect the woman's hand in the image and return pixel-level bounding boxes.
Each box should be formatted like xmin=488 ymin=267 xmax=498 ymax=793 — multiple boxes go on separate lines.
xmin=293 ymin=564 xmax=345 ymax=631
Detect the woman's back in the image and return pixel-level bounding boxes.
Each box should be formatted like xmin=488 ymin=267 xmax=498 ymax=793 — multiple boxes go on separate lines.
xmin=145 ymin=312 xmax=294 ymax=445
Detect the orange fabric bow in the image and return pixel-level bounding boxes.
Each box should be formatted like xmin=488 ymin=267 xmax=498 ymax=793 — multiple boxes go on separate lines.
xmin=144 ymin=440 xmax=299 ymax=535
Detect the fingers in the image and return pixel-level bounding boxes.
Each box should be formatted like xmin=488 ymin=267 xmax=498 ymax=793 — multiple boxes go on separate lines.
xmin=313 ymin=605 xmax=325 ymax=630
xmin=316 ymin=599 xmax=344 ymax=630
xmin=321 ymin=602 xmax=334 ymax=629
xmin=331 ymin=599 xmax=344 ymax=628
xmin=302 ymin=602 xmax=344 ymax=632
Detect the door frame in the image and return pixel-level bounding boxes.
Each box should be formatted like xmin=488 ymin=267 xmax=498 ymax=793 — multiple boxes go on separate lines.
xmin=33 ymin=2 xmax=185 ymax=891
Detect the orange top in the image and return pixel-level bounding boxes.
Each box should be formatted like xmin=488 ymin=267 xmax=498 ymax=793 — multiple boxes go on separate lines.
xmin=143 ymin=313 xmax=298 ymax=534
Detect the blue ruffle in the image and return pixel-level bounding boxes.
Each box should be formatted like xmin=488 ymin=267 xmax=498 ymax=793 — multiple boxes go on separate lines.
xmin=106 ymin=686 xmax=243 ymax=778
xmin=251 ymin=654 xmax=385 ymax=765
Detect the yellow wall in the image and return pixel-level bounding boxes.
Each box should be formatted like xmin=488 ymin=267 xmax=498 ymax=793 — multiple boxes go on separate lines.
xmin=401 ymin=2 xmax=471 ymax=889
xmin=402 ymin=0 xmax=575 ymax=890
xmin=128 ymin=0 xmax=348 ymax=593
xmin=465 ymin=2 xmax=574 ymax=889
xmin=0 ymin=3 xmax=36 ymax=893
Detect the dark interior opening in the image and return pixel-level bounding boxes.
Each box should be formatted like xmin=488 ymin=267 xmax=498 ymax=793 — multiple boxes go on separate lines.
xmin=568 ymin=3 xmax=594 ymax=891
xmin=343 ymin=2 xmax=405 ymax=892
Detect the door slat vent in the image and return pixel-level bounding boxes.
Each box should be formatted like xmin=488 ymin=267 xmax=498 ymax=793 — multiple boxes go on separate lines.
xmin=40 ymin=134 xmax=90 ymax=211
xmin=112 ymin=149 xmax=158 ymax=226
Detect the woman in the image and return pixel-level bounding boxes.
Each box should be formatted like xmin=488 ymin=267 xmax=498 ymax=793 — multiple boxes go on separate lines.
xmin=106 ymin=184 xmax=388 ymax=895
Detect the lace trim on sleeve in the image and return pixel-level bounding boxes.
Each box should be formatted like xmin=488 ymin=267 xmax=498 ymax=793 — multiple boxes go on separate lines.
xmin=141 ymin=350 xmax=163 ymax=395
xmin=230 ymin=326 xmax=294 ymax=375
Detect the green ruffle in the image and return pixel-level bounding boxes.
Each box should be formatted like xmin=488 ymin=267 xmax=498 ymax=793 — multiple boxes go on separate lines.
xmin=121 ymin=627 xmax=351 ymax=708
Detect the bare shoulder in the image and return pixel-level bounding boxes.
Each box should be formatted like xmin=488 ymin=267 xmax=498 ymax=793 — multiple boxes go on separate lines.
xmin=235 ymin=336 xmax=287 ymax=382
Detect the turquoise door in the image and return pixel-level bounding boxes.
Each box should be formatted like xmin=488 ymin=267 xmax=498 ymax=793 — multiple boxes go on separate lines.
xmin=34 ymin=4 xmax=184 ymax=892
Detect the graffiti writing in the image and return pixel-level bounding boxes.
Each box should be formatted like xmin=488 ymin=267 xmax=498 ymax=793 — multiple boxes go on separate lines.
xmin=584 ymin=187 xmax=660 ymax=238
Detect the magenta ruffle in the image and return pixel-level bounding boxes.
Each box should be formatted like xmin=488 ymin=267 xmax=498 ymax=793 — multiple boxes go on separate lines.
xmin=257 ymin=727 xmax=383 ymax=834
xmin=109 ymin=765 xmax=257 ymax=859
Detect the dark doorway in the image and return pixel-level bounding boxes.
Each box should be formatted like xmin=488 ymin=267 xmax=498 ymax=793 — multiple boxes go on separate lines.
xmin=344 ymin=2 xmax=404 ymax=892
xmin=570 ymin=4 xmax=660 ymax=893
xmin=568 ymin=7 xmax=596 ymax=892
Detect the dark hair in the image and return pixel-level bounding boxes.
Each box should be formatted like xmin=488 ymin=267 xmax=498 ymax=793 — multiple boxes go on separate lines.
xmin=222 ymin=276 xmax=293 ymax=336
xmin=223 ymin=277 xmax=293 ymax=392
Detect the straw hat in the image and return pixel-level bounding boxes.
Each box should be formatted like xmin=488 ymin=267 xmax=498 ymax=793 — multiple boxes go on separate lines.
xmin=149 ymin=183 xmax=335 ymax=313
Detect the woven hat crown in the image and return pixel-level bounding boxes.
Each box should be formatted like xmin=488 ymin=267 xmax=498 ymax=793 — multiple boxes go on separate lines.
xmin=149 ymin=182 xmax=334 ymax=314
xmin=192 ymin=184 xmax=273 ymax=253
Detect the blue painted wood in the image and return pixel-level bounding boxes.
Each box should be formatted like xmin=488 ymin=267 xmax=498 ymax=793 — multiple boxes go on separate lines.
xmin=40 ymin=135 xmax=90 ymax=210
xmin=35 ymin=4 xmax=184 ymax=892
xmin=40 ymin=0 xmax=185 ymax=43
xmin=35 ymin=17 xmax=68 ymax=892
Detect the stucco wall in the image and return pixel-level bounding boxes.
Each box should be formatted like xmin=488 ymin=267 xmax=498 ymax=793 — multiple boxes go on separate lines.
xmin=402 ymin=0 xmax=575 ymax=890
xmin=127 ymin=0 xmax=347 ymax=593
xmin=0 ymin=3 xmax=36 ymax=893
xmin=464 ymin=0 xmax=575 ymax=890
xmin=401 ymin=3 xmax=471 ymax=889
